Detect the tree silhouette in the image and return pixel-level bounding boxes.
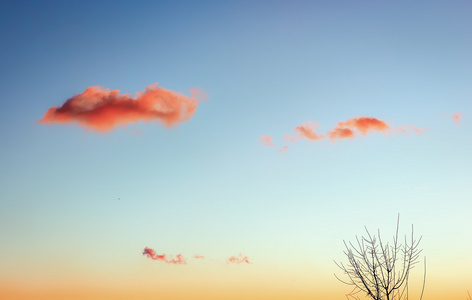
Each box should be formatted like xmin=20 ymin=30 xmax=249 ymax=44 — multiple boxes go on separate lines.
xmin=334 ymin=215 xmax=426 ymax=300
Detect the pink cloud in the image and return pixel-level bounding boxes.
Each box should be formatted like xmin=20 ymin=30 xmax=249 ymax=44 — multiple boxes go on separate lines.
xmin=279 ymin=146 xmax=289 ymax=153
xmin=451 ymin=112 xmax=463 ymax=125
xmin=265 ymin=116 xmax=424 ymax=148
xmin=38 ymin=83 xmax=205 ymax=133
xmin=258 ymin=134 xmax=274 ymax=146
xmin=327 ymin=127 xmax=355 ymax=141
xmin=193 ymin=255 xmax=205 ymax=259
xmin=166 ymin=254 xmax=187 ymax=265
xmin=285 ymin=121 xmax=323 ymax=141
xmin=226 ymin=253 xmax=251 ymax=264
xmin=336 ymin=116 xmax=389 ymax=135
xmin=328 ymin=116 xmax=423 ymax=141
xmin=393 ymin=125 xmax=425 ymax=135
xmin=142 ymin=247 xmax=187 ymax=265
xmin=142 ymin=247 xmax=166 ymax=262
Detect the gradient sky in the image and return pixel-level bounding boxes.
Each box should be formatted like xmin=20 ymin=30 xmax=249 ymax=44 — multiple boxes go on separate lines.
xmin=1 ymin=1 xmax=471 ymax=299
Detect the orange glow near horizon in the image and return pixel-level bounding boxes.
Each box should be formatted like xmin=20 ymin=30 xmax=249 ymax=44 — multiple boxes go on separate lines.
xmin=2 ymin=275 xmax=468 ymax=300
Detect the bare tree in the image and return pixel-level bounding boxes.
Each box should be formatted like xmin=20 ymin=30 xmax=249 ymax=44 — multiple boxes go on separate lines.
xmin=334 ymin=215 xmax=426 ymax=300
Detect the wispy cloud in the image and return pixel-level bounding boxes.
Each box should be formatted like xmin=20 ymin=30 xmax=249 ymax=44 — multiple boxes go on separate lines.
xmin=450 ymin=112 xmax=463 ymax=125
xmin=166 ymin=254 xmax=187 ymax=265
xmin=393 ymin=125 xmax=425 ymax=135
xmin=279 ymin=146 xmax=289 ymax=153
xmin=258 ymin=134 xmax=274 ymax=146
xmin=142 ymin=247 xmax=187 ymax=265
xmin=284 ymin=116 xmax=423 ymax=143
xmin=285 ymin=121 xmax=323 ymax=141
xmin=142 ymin=247 xmax=167 ymax=262
xmin=38 ymin=83 xmax=205 ymax=133
xmin=193 ymin=254 xmax=205 ymax=259
xmin=226 ymin=253 xmax=251 ymax=264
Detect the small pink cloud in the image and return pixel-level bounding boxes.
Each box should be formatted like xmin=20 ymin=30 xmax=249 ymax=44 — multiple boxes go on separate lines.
xmin=285 ymin=121 xmax=323 ymax=142
xmin=258 ymin=134 xmax=274 ymax=146
xmin=451 ymin=112 xmax=463 ymax=125
xmin=337 ymin=117 xmax=389 ymax=135
xmin=142 ymin=247 xmax=166 ymax=262
xmin=142 ymin=247 xmax=187 ymax=265
xmin=393 ymin=125 xmax=425 ymax=135
xmin=441 ymin=112 xmax=463 ymax=125
xmin=193 ymin=254 xmax=205 ymax=259
xmin=327 ymin=127 xmax=355 ymax=141
xmin=279 ymin=146 xmax=289 ymax=153
xmin=328 ymin=116 xmax=424 ymax=141
xmin=265 ymin=116 xmax=425 ymax=150
xmin=166 ymin=253 xmax=187 ymax=265
xmin=226 ymin=253 xmax=251 ymax=264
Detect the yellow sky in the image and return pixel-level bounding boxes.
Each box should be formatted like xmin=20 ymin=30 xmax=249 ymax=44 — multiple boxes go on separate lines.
xmin=2 ymin=268 xmax=470 ymax=300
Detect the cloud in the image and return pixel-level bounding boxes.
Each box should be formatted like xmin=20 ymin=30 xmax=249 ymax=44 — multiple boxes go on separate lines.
xmin=327 ymin=127 xmax=355 ymax=141
xmin=142 ymin=247 xmax=167 ymax=262
xmin=226 ymin=253 xmax=251 ymax=264
xmin=279 ymin=146 xmax=289 ymax=153
xmin=336 ymin=117 xmax=389 ymax=135
xmin=166 ymin=254 xmax=187 ymax=265
xmin=285 ymin=121 xmax=323 ymax=141
xmin=142 ymin=247 xmax=187 ymax=265
xmin=278 ymin=116 xmax=424 ymax=145
xmin=328 ymin=116 xmax=389 ymax=141
xmin=38 ymin=83 xmax=205 ymax=133
xmin=451 ymin=112 xmax=463 ymax=125
xmin=258 ymin=134 xmax=274 ymax=146
xmin=394 ymin=125 xmax=425 ymax=135
xmin=193 ymin=254 xmax=205 ymax=259
xmin=328 ymin=117 xmax=423 ymax=141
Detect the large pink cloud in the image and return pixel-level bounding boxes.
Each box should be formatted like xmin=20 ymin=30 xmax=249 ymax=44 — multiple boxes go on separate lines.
xmin=38 ymin=83 xmax=205 ymax=132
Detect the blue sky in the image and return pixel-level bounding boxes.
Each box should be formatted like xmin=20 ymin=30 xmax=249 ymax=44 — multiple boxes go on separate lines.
xmin=0 ymin=1 xmax=471 ymax=299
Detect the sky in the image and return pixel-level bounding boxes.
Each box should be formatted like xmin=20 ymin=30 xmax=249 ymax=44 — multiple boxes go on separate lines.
xmin=0 ymin=0 xmax=471 ymax=299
